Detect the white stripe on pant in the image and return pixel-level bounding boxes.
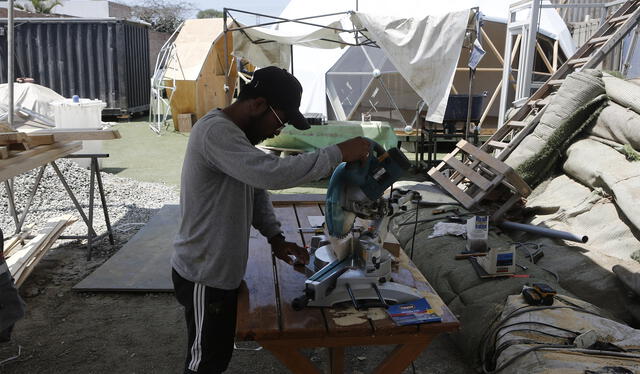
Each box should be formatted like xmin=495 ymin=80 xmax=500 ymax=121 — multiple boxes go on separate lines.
xmin=188 ymin=283 xmax=205 ymax=371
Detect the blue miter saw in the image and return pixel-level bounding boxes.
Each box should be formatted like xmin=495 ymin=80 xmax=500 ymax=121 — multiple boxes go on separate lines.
xmin=293 ymin=139 xmax=422 ymax=310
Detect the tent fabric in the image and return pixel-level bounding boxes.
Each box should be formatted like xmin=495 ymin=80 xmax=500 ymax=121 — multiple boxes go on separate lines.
xmin=231 ymin=17 xmax=353 ymax=69
xmin=352 ymin=10 xmax=471 ymax=123
xmin=232 ymin=10 xmax=472 ymax=124
xmin=165 ymin=19 xmax=224 ymax=81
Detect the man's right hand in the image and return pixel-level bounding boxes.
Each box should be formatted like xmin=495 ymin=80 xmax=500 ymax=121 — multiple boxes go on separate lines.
xmin=337 ymin=137 xmax=371 ymax=163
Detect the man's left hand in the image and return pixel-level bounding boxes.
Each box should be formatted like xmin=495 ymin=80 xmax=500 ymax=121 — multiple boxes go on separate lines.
xmin=271 ymin=237 xmax=309 ymax=266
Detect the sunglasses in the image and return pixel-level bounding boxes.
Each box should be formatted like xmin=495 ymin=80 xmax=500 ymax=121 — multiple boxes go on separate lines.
xmin=269 ymin=105 xmax=286 ymax=132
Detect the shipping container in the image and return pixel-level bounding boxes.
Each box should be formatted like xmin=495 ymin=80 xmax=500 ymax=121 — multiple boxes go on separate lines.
xmin=0 ymin=18 xmax=150 ymax=115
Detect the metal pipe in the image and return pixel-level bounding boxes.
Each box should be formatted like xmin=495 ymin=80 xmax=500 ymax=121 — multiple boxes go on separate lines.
xmin=8 ymin=0 xmax=14 ymax=130
xmin=499 ymin=220 xmax=588 ymax=243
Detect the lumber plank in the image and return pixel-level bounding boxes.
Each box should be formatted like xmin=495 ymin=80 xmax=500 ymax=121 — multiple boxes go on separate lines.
xmin=15 ymin=217 xmax=74 ymax=287
xmin=273 ymin=204 xmax=326 ymax=339
xmin=27 ymin=128 xmax=121 ymax=141
xmin=3 ymin=225 xmax=33 ymax=258
xmin=0 ymin=132 xmax=29 ymax=145
xmin=7 ymin=216 xmax=73 ymax=285
xmin=457 ymin=140 xmax=511 ymax=174
xmin=427 ymin=169 xmax=474 ymax=209
xmin=443 ymin=154 xmax=492 ymax=191
xmin=0 ymin=142 xmax=82 ymax=182
xmin=27 ymin=134 xmax=55 ymax=146
xmin=236 ymin=227 xmax=281 ymax=341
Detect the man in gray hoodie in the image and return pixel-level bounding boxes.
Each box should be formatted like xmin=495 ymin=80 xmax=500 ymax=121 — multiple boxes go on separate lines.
xmin=172 ymin=66 xmax=370 ymax=373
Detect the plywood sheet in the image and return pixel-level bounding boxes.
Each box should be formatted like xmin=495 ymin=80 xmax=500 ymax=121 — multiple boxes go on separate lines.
xmin=73 ymin=204 xmax=180 ymax=292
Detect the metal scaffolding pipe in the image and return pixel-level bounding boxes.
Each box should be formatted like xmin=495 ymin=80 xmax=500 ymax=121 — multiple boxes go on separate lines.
xmin=499 ymin=220 xmax=588 ymax=243
xmin=7 ymin=0 xmax=14 ymax=129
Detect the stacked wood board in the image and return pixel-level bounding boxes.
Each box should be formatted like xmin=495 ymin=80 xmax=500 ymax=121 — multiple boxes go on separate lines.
xmin=4 ymin=215 xmax=76 ymax=287
xmin=0 ymin=128 xmax=121 ymax=159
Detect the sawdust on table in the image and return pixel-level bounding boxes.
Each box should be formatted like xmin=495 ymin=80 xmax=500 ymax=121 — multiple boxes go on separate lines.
xmin=331 ymin=307 xmax=388 ymax=327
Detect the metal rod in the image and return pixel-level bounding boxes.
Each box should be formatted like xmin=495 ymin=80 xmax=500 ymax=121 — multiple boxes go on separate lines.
xmin=50 ymin=161 xmax=97 ymax=237
xmin=345 ymin=283 xmax=360 ymax=310
xmin=465 ymin=69 xmax=474 ymax=144
xmin=93 ymin=157 xmax=114 ymax=245
xmin=7 ymin=0 xmax=14 ymax=130
xmin=64 ymin=154 xmax=110 ymax=158
xmin=371 ymin=283 xmax=387 ymax=306
xmin=16 ymin=165 xmax=46 ymax=233
xmin=4 ymin=180 xmax=19 ymax=234
xmin=499 ymin=220 xmax=588 ymax=243
xmin=223 ymin=10 xmax=231 ymax=107
xmin=87 ymin=157 xmax=96 ymax=260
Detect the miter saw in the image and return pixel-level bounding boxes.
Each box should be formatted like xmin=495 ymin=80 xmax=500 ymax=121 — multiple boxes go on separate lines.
xmin=292 ymin=139 xmax=423 ymax=310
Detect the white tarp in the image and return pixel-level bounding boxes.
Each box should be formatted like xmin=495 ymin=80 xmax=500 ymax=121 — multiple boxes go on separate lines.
xmin=353 ymin=10 xmax=470 ymax=123
xmin=232 ymin=16 xmax=354 ymax=69
xmin=0 ymin=83 xmax=64 ymax=127
xmin=232 ymin=10 xmax=471 ymax=123
xmin=277 ymin=0 xmax=575 ymax=119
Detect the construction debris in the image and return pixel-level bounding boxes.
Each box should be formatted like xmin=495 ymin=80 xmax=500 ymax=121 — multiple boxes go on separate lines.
xmin=5 ymin=215 xmax=76 ymax=287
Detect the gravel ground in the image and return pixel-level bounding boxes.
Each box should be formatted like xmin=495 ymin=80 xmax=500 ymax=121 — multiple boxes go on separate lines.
xmin=1 ymin=158 xmax=179 ymax=252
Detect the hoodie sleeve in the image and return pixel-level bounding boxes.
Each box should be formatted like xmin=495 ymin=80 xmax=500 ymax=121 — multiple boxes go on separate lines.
xmin=200 ymin=120 xmax=343 ymax=190
xmin=251 ymin=189 xmax=282 ymax=240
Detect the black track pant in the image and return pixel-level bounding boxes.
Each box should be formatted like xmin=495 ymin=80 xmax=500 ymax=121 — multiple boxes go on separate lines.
xmin=172 ymin=269 xmax=239 ymax=374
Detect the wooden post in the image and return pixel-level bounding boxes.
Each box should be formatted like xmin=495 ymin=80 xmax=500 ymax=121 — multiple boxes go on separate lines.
xmin=535 ymin=41 xmax=554 ymax=73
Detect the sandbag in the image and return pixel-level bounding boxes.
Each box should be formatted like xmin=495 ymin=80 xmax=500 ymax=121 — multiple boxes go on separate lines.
xmin=526 ymin=175 xmax=640 ymax=262
xmin=592 ymin=102 xmax=640 ymax=151
xmin=506 ymin=70 xmax=607 ymax=187
xmin=603 ymin=72 xmax=640 ymax=115
xmin=483 ymin=295 xmax=640 ymax=374
xmin=389 ymin=197 xmax=565 ymax=366
xmin=563 ymin=138 xmax=640 ymax=234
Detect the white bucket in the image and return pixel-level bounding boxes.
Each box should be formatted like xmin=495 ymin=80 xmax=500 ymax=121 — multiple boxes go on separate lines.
xmin=51 ymin=97 xmax=106 ymax=168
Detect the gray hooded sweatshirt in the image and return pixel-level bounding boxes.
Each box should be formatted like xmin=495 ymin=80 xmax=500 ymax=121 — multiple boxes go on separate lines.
xmin=172 ymin=109 xmax=342 ymax=290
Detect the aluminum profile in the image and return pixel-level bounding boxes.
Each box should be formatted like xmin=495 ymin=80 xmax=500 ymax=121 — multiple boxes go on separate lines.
xmin=0 ymin=18 xmax=150 ymax=115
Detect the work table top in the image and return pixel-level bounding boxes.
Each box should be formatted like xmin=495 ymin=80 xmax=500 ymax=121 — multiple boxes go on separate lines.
xmin=236 ymin=195 xmax=459 ymax=345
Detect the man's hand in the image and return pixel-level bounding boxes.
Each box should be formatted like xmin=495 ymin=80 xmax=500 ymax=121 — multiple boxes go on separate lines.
xmin=337 ymin=137 xmax=371 ymax=164
xmin=270 ymin=236 xmax=309 ymax=266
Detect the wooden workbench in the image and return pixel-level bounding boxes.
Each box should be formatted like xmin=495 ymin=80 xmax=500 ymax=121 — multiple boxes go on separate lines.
xmin=236 ymin=195 xmax=459 ymax=374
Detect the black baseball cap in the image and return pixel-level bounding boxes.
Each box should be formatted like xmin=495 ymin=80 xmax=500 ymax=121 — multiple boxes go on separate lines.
xmin=245 ymin=66 xmax=310 ymax=130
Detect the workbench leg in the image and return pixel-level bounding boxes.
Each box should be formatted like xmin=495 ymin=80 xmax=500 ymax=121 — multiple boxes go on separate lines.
xmin=4 ymin=179 xmax=20 ymax=234
xmin=93 ymin=158 xmax=114 ymax=245
xmin=373 ymin=341 xmax=431 ymax=374
xmin=260 ymin=343 xmax=321 ymax=374
xmin=87 ymin=158 xmax=96 ymax=260
xmin=329 ymin=347 xmax=344 ymax=374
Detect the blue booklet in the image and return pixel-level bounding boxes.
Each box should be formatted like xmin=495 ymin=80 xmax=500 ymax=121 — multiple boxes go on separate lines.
xmin=387 ymin=298 xmax=442 ymax=326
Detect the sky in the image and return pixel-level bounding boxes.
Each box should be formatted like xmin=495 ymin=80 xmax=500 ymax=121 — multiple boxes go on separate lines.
xmin=189 ymin=0 xmax=291 ymax=23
